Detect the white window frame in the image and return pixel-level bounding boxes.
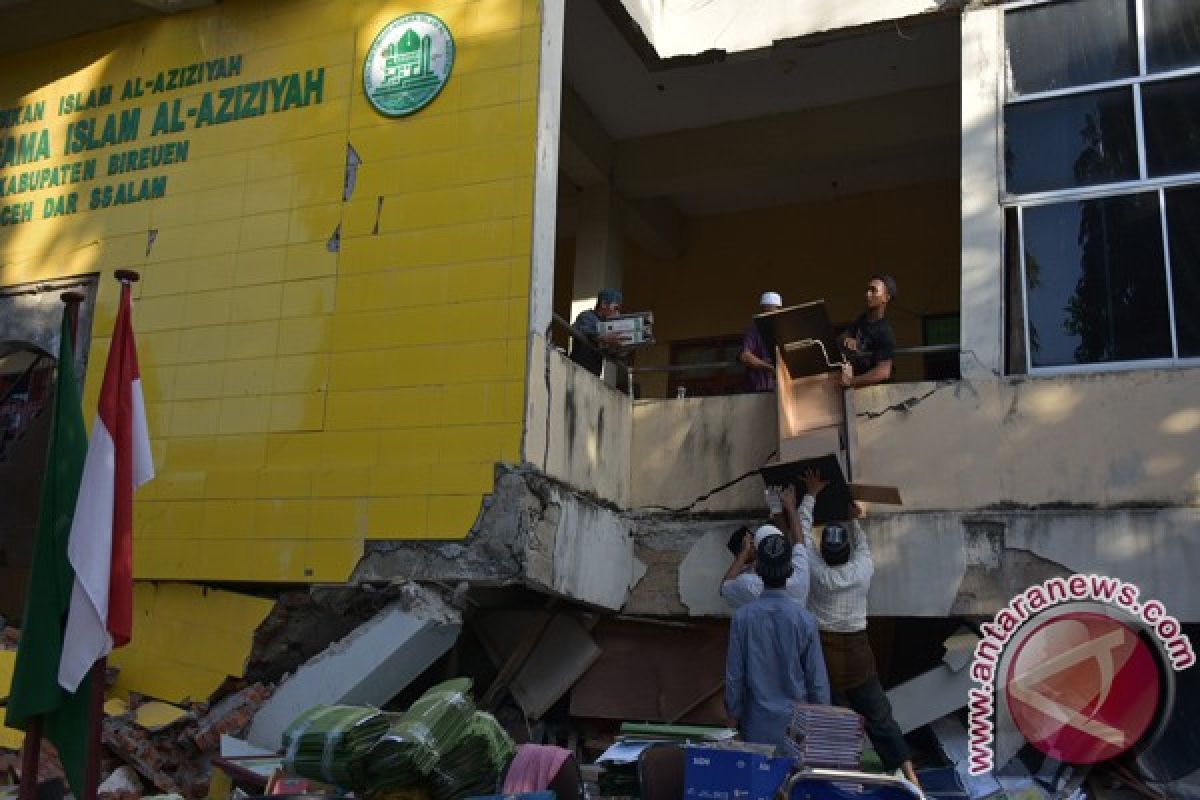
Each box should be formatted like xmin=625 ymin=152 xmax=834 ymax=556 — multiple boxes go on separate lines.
xmin=1001 ymin=0 xmax=1200 ymax=375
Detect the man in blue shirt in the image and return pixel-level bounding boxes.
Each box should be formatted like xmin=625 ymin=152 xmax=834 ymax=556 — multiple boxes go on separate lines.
xmin=725 ymin=534 xmax=830 ymax=749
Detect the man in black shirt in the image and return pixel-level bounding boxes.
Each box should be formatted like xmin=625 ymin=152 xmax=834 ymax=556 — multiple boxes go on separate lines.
xmin=840 ymin=275 xmax=897 ymax=389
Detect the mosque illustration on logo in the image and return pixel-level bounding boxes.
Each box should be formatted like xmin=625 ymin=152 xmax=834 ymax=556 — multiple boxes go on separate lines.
xmin=381 ymin=28 xmax=439 ymax=90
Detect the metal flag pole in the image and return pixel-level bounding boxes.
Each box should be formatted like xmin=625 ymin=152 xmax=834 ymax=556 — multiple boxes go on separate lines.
xmin=82 ymin=270 xmax=139 ymax=800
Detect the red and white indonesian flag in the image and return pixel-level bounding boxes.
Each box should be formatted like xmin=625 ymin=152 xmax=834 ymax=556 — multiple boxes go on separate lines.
xmin=58 ymin=280 xmax=154 ymax=693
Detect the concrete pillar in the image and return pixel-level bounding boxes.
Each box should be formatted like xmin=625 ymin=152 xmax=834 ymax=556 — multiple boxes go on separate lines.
xmin=571 ymin=182 xmax=624 ymax=322
xmin=527 ymin=0 xmax=565 ymax=339
xmin=960 ymin=8 xmax=1005 ymax=378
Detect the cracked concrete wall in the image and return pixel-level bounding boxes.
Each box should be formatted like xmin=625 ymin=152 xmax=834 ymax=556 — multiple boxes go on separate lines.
xmin=856 ymin=373 xmax=1200 ymax=509
xmin=541 ymin=481 xmax=644 ymax=608
xmin=525 ymin=336 xmax=632 ymax=508
xmin=353 ymin=467 xmax=532 ymax=586
xmin=632 ymin=371 xmax=1200 ymax=514
xmin=628 ymin=367 xmax=1200 ymax=620
xmin=618 ymin=0 xmax=957 ymax=60
xmin=631 ymin=392 xmax=776 ymax=513
xmin=870 ymin=508 xmax=1200 ymax=619
xmin=629 ymin=508 xmax=1200 ymax=621
xmin=353 ymin=466 xmax=642 ymax=611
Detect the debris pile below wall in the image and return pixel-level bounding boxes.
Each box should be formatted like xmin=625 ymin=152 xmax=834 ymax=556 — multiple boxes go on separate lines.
xmin=102 ymin=683 xmax=273 ymax=797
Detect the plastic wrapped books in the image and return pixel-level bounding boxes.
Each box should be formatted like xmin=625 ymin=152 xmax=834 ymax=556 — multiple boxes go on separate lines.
xmin=365 ymin=678 xmax=477 ymax=793
xmin=427 ymin=712 xmax=516 ymax=800
xmin=282 ymin=705 xmax=389 ymax=787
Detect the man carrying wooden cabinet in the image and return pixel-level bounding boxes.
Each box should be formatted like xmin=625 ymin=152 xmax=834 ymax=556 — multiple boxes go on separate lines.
xmin=840 ymin=275 xmax=897 ymax=389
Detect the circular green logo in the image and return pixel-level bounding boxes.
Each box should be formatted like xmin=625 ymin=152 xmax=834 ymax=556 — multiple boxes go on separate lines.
xmin=363 ymin=13 xmax=455 ymax=117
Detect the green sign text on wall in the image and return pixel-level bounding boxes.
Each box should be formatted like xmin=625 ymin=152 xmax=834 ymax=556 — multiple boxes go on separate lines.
xmin=0 ymin=55 xmax=326 ymax=227
xmin=363 ymin=13 xmax=455 ymax=118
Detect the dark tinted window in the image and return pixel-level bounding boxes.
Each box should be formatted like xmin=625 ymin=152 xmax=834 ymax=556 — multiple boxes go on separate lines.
xmin=1006 ymin=0 xmax=1136 ymax=95
xmin=1005 ymin=89 xmax=1138 ymax=194
xmin=1146 ymin=0 xmax=1200 ymax=72
xmin=1144 ymin=76 xmax=1200 ymax=177
xmin=1165 ymin=187 xmax=1200 ymax=357
xmin=1005 ymin=208 xmax=1028 ymax=374
xmin=1023 ymin=193 xmax=1171 ymax=367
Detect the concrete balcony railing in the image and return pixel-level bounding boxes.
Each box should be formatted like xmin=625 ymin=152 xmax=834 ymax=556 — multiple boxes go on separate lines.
xmin=527 ymin=348 xmax=1200 ymax=618
xmin=532 ymin=335 xmax=1200 ymax=516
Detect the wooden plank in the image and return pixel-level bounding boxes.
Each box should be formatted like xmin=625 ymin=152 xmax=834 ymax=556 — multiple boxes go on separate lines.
xmin=848 ymin=483 xmax=903 ymax=505
xmin=570 ymin=619 xmax=728 ymax=725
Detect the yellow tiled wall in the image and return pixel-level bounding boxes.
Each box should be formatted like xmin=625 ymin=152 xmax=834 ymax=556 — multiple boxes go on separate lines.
xmin=107 ymin=582 xmax=273 ymax=703
xmin=0 ymin=0 xmax=539 ymax=582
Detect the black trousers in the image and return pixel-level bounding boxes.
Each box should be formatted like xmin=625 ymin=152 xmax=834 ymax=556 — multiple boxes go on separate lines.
xmin=832 ymin=674 xmax=910 ymax=772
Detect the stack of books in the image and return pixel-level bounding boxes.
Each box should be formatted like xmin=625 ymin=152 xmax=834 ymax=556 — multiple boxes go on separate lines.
xmin=782 ymin=705 xmax=864 ymax=769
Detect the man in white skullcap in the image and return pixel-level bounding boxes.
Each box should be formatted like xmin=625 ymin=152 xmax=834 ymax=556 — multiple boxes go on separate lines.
xmin=720 ymin=486 xmax=810 ymax=609
xmin=739 ymin=291 xmax=782 ymax=392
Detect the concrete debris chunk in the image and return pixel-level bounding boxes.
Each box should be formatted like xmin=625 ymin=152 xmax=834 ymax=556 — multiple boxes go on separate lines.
xmin=103 ymin=683 xmax=272 ymax=798
xmin=886 ymin=627 xmax=980 ymax=733
xmin=98 ymin=765 xmax=143 ymax=800
xmin=0 ymin=738 xmax=64 ymax=786
xmin=247 ymin=583 xmax=462 ymax=751
xmin=192 ymin=684 xmax=272 ymax=753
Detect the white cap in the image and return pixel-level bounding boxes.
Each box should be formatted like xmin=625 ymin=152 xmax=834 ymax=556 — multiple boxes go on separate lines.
xmin=753 ymin=524 xmax=785 ymax=548
xmin=759 ymin=291 xmax=782 ymax=307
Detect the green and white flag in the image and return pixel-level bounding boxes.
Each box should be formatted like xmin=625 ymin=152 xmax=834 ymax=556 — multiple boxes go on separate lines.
xmin=5 ymin=312 xmax=92 ymax=796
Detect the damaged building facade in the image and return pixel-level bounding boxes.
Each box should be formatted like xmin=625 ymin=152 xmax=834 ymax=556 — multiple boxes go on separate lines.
xmin=2 ymin=0 xmax=1200 ymax=770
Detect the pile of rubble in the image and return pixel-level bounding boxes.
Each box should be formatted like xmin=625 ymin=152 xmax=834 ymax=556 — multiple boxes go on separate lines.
xmin=1 ymin=621 xmax=273 ymax=799
xmin=101 ymin=683 xmax=273 ymax=797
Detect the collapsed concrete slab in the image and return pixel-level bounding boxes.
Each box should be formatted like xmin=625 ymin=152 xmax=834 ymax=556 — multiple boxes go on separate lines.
xmin=354 ymin=463 xmax=1200 ymax=622
xmin=246 ymin=583 xmax=461 ymax=750
xmin=353 ymin=466 xmax=645 ymax=612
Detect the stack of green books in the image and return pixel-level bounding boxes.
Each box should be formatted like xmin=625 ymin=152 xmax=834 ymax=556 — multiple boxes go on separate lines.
xmin=282 ymin=705 xmax=389 ymax=787
xmin=365 ymin=678 xmax=477 ymax=794
xmin=428 ymin=712 xmax=516 ymax=800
